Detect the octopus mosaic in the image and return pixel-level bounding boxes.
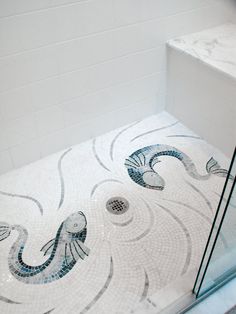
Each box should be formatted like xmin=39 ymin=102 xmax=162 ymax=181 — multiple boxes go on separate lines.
xmin=0 ymin=112 xmax=232 ymax=314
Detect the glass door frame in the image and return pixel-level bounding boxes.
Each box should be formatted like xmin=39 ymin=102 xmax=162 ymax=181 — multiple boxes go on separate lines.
xmin=173 ymin=147 xmax=236 ymax=314
xmin=192 ymin=147 xmax=236 ymax=298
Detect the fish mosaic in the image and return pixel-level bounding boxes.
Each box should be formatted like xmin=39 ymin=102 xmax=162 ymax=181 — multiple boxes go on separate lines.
xmin=0 ymin=211 xmax=90 ymax=284
xmin=125 ymin=144 xmax=231 ymax=190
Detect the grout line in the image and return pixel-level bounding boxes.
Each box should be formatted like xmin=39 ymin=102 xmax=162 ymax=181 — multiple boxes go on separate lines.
xmin=0 ymin=46 xmax=164 ymax=95
xmin=0 ymin=71 xmax=164 ymax=122
xmin=0 ymin=0 xmax=91 ymax=20
xmin=0 ymin=3 xmax=218 ymax=59
xmin=2 ymin=92 xmax=164 ymax=155
xmin=6 ymin=148 xmax=15 ymax=170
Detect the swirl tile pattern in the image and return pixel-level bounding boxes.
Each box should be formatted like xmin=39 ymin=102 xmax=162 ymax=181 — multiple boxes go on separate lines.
xmin=0 ymin=111 xmax=230 ymax=314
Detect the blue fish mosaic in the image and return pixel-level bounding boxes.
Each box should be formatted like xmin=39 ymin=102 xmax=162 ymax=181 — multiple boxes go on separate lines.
xmin=0 ymin=211 xmax=90 ymax=284
xmin=125 ymin=144 xmax=230 ymax=190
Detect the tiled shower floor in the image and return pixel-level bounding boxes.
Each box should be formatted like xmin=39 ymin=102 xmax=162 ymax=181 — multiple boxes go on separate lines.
xmin=0 ymin=111 xmax=230 ymax=314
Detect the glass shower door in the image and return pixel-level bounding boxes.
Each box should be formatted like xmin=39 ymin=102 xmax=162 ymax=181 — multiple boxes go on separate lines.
xmin=193 ymin=147 xmax=236 ymax=297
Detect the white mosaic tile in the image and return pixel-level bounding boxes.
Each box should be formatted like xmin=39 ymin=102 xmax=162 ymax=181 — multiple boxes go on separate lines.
xmin=0 ymin=111 xmax=231 ymax=314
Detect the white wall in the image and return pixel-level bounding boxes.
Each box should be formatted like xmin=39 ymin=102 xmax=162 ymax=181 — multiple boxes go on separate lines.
xmin=0 ymin=0 xmax=235 ymax=174
xmin=167 ymin=48 xmax=236 ymax=159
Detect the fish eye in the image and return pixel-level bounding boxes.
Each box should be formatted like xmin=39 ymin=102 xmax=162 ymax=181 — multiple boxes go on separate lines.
xmin=65 ymin=212 xmax=87 ymax=234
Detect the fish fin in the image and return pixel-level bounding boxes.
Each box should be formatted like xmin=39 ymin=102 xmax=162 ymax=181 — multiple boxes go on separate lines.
xmin=136 ymin=152 xmax=145 ymax=166
xmin=76 ymin=240 xmax=90 ymax=256
xmin=206 ymin=157 xmax=221 ymax=173
xmin=70 ymin=242 xmax=85 ymax=261
xmin=64 ymin=242 xmax=80 ymax=265
xmin=132 ymin=155 xmax=143 ymax=167
xmin=206 ymin=157 xmax=233 ymax=179
xmin=40 ymin=238 xmax=55 ymax=256
xmin=66 ymin=240 xmax=90 ymax=263
xmin=0 ymin=223 xmax=11 ymax=241
xmin=125 ymin=159 xmax=138 ymax=169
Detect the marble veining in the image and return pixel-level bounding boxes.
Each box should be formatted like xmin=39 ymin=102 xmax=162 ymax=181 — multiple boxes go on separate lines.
xmin=168 ymin=23 xmax=236 ymax=80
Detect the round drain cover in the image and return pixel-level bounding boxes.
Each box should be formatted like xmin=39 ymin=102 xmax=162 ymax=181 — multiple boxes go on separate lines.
xmin=106 ymin=197 xmax=129 ymax=215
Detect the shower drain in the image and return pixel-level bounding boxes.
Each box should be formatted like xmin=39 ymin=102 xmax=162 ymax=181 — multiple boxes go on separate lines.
xmin=106 ymin=197 xmax=129 ymax=215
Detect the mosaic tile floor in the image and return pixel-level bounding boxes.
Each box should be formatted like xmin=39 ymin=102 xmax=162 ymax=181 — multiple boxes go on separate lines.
xmin=0 ymin=111 xmax=231 ymax=314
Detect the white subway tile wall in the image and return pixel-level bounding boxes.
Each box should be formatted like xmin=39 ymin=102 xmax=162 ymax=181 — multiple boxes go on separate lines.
xmin=0 ymin=0 xmax=235 ymax=173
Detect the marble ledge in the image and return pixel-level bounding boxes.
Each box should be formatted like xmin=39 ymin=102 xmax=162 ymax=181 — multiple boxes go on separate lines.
xmin=167 ymin=23 xmax=236 ymax=82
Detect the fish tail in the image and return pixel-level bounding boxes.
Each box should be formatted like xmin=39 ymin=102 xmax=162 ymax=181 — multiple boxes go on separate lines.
xmin=206 ymin=157 xmax=233 ymax=179
xmin=0 ymin=222 xmax=11 ymax=241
